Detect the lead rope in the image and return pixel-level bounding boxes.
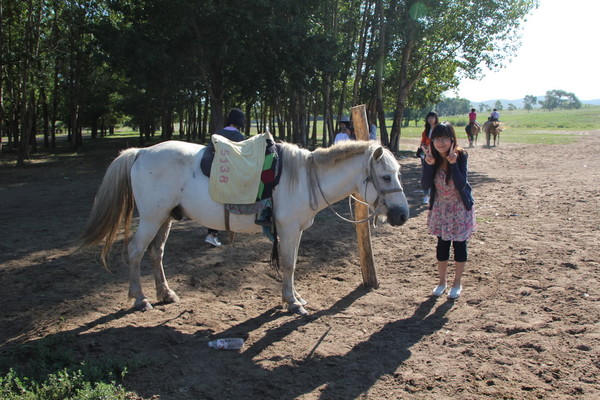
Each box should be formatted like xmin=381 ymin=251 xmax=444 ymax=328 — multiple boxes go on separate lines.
xmin=307 ymin=154 xmax=377 ymax=224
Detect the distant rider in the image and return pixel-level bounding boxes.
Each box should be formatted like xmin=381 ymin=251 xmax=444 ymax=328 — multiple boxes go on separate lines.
xmin=468 ymin=108 xmax=480 ymax=128
xmin=490 ymin=109 xmax=500 ymax=122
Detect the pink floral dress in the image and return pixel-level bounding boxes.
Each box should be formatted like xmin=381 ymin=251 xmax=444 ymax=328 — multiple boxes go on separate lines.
xmin=427 ymin=169 xmax=476 ymax=241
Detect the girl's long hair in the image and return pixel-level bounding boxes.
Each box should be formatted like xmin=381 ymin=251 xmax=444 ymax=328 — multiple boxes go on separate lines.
xmin=424 ymin=111 xmax=439 ymax=131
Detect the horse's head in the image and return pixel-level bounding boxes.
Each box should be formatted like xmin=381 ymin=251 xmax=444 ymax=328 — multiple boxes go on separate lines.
xmin=364 ymin=146 xmax=410 ymax=226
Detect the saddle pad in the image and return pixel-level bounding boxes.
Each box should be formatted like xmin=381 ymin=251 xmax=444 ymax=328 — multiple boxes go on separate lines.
xmin=209 ymin=133 xmax=269 ymax=204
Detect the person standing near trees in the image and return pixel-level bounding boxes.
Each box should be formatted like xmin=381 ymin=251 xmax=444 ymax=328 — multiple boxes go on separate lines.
xmin=369 ymin=122 xmax=377 ymax=141
xmin=334 ymin=116 xmax=354 ymax=144
xmin=204 ymin=108 xmax=246 ymax=247
xmin=420 ymin=122 xmax=476 ymax=299
xmin=419 ymin=111 xmax=439 ymax=204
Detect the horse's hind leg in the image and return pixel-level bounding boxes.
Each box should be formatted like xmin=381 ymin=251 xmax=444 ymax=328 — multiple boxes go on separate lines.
xmin=148 ymin=219 xmax=180 ymax=304
xmin=128 ymin=218 xmax=167 ymax=311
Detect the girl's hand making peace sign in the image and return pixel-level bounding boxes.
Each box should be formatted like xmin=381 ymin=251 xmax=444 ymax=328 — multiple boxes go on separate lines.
xmin=447 ymin=142 xmax=458 ymax=164
xmin=421 ymin=144 xmax=435 ymax=165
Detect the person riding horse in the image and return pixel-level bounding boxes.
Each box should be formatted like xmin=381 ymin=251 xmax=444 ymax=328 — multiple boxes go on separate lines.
xmin=483 ymin=109 xmax=503 ymax=147
xmin=465 ymin=108 xmax=480 ymax=147
xmin=490 ymin=109 xmax=500 ymax=122
xmin=468 ymin=108 xmax=480 ymax=129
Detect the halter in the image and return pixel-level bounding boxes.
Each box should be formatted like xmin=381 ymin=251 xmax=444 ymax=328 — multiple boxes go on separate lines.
xmin=307 ymin=149 xmax=404 ymax=225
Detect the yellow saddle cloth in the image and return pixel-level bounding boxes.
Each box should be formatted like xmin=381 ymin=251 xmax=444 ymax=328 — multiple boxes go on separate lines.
xmin=209 ymin=133 xmax=270 ymax=204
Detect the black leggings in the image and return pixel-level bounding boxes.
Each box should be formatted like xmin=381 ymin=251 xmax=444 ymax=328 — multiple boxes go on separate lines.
xmin=436 ymin=237 xmax=468 ymax=262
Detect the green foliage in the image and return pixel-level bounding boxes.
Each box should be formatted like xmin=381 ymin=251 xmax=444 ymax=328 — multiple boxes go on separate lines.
xmin=435 ymin=97 xmax=471 ymax=118
xmin=540 ymin=89 xmax=582 ymax=110
xmin=478 ymin=103 xmax=491 ymax=112
xmin=0 ymin=368 xmax=130 ymax=400
xmin=383 ymin=0 xmax=538 ymax=150
xmin=523 ymin=95 xmax=537 ymax=111
xmin=0 ymin=0 xmax=542 ymax=155
xmin=0 ymin=334 xmax=141 ymax=400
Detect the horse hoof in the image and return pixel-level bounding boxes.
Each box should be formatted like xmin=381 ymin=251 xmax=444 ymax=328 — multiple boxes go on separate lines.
xmin=288 ymin=304 xmax=308 ymax=315
xmin=134 ymin=299 xmax=153 ymax=311
xmin=160 ymin=290 xmax=180 ymax=304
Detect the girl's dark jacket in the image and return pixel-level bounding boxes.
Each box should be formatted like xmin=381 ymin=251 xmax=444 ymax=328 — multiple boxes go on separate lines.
xmin=421 ymin=151 xmax=474 ymax=211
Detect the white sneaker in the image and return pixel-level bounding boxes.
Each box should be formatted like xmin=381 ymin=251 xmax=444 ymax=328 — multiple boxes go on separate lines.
xmin=448 ymin=286 xmax=462 ymax=299
xmin=432 ymin=285 xmax=447 ymax=297
xmin=205 ymin=234 xmax=222 ymax=247
xmin=423 ymin=195 xmax=430 ymax=204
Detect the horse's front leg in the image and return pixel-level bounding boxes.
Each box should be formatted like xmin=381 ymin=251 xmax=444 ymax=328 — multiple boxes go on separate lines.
xmin=148 ymin=220 xmax=180 ymax=304
xmin=278 ymin=227 xmax=308 ymax=315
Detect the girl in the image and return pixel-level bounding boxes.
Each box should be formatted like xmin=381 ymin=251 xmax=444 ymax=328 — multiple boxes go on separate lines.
xmin=421 ymin=123 xmax=475 ymax=299
xmin=419 ymin=111 xmax=439 ymax=204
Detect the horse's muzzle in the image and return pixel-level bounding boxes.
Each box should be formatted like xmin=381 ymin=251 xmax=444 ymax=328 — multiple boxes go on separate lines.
xmin=387 ymin=206 xmax=409 ymax=226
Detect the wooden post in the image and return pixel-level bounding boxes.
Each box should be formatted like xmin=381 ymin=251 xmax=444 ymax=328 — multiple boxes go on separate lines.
xmin=351 ymin=104 xmax=379 ymax=289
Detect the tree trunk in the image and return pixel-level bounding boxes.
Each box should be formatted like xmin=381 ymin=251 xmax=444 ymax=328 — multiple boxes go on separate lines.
xmin=208 ymin=68 xmax=224 ymax=133
xmin=389 ymin=34 xmax=416 ymax=153
xmin=352 ymin=1 xmax=372 ymax=105
xmin=244 ymin=102 xmax=252 ymax=136
xmin=201 ymin=96 xmax=209 ymax=142
xmin=322 ymin=74 xmax=334 ymax=147
xmin=0 ymin=0 xmax=3 ymax=152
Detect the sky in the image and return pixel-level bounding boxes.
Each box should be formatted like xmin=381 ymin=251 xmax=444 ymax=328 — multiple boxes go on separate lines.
xmin=452 ymin=0 xmax=600 ymax=102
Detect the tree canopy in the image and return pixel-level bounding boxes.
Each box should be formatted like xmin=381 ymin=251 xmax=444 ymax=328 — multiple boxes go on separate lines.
xmin=1 ymin=0 xmax=538 ymax=164
xmin=540 ymin=90 xmax=581 ymax=111
xmin=523 ymin=95 xmax=537 ymax=112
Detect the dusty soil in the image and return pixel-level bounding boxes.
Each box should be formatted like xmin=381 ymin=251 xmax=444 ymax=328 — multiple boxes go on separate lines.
xmin=1 ymin=132 xmax=599 ymax=399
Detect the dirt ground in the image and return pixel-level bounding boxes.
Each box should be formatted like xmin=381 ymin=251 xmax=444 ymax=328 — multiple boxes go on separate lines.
xmin=1 ymin=131 xmax=599 ymax=399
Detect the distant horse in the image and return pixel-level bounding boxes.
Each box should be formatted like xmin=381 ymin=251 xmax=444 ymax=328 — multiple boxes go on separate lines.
xmin=483 ymin=120 xmax=503 ymax=147
xmin=78 ymin=139 xmax=410 ymax=315
xmin=464 ymin=123 xmax=480 ymax=148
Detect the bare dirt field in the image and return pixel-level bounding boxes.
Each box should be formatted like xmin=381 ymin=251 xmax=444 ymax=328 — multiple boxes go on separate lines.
xmin=1 ymin=131 xmax=599 ymax=399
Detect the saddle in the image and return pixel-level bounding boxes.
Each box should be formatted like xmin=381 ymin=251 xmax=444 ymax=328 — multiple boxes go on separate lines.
xmin=200 ymin=133 xmax=281 ymax=205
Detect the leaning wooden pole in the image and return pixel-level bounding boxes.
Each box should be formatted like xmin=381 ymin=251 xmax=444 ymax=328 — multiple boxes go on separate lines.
xmin=351 ymin=104 xmax=379 ymax=289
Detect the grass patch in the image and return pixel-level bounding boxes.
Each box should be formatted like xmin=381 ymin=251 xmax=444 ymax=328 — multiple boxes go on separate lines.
xmin=409 ymin=106 xmax=600 ymax=145
xmin=0 ymin=333 xmax=144 ymax=399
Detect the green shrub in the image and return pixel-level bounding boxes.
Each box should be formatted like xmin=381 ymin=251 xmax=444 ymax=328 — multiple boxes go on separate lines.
xmin=0 ymin=368 xmax=130 ymax=400
xmin=0 ymin=334 xmax=139 ymax=400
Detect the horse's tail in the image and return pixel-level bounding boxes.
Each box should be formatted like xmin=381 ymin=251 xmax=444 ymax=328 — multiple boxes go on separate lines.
xmin=77 ymin=148 xmax=140 ymax=269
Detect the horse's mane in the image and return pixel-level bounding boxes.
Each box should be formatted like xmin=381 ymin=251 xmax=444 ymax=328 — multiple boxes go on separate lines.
xmin=314 ymin=141 xmax=397 ymax=172
xmin=278 ymin=142 xmax=311 ymax=189
xmin=278 ymin=140 xmax=382 ymax=192
xmin=311 ymin=140 xmax=376 ymax=165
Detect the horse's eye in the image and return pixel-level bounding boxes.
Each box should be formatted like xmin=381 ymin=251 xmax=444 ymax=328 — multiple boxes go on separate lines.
xmin=382 ymin=175 xmax=391 ymax=182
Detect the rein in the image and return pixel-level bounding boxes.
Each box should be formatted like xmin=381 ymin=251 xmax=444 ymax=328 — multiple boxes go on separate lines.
xmin=307 ymin=150 xmax=403 ymax=225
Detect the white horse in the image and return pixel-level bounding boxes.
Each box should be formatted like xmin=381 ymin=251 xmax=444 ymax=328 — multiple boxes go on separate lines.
xmin=78 ymin=139 xmax=410 ymax=315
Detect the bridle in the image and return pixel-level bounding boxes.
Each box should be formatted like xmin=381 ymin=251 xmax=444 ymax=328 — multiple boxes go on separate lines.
xmin=307 ymin=149 xmax=404 ymax=225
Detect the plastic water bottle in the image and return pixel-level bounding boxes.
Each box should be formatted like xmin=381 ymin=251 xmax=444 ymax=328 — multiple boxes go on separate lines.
xmin=207 ymin=338 xmax=245 ymax=350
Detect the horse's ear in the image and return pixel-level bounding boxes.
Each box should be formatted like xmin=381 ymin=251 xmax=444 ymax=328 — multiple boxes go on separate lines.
xmin=373 ymin=146 xmax=384 ymax=160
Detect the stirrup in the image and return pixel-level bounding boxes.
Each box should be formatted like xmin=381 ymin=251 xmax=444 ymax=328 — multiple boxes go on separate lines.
xmin=255 ymin=207 xmax=272 ymax=226
xmin=255 ymin=218 xmax=272 ymax=226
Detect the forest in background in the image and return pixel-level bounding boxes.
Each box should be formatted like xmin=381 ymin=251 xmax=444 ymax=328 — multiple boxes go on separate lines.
xmin=1 ymin=0 xmax=538 ymax=166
